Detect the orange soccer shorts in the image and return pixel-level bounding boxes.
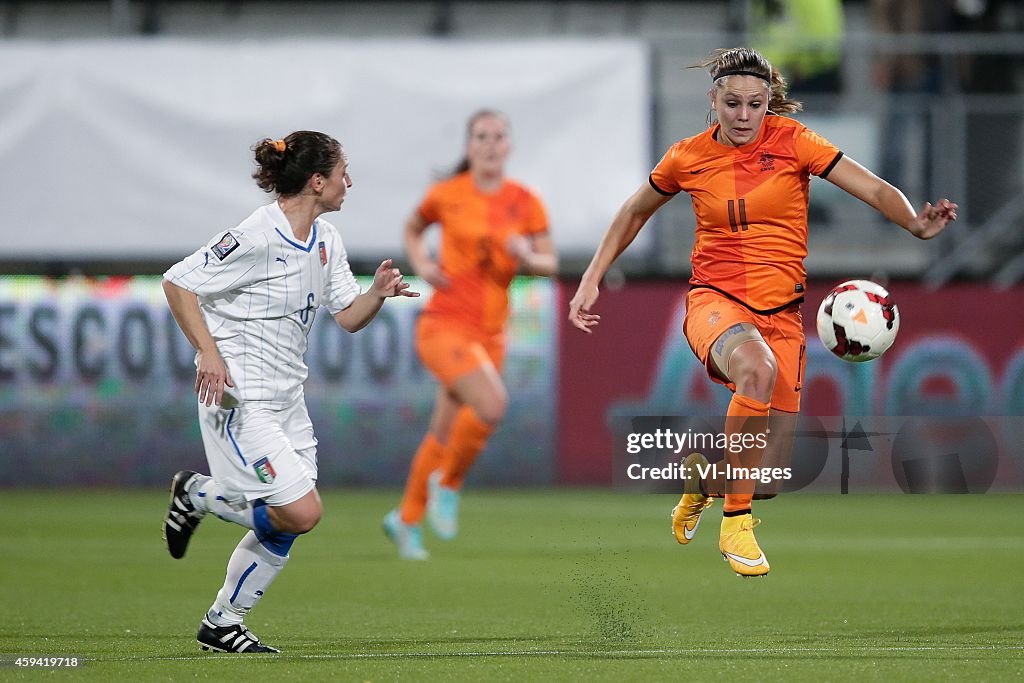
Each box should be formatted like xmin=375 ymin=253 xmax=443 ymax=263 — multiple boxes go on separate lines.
xmin=682 ymin=287 xmax=807 ymax=413
xmin=415 ymin=314 xmax=506 ymax=387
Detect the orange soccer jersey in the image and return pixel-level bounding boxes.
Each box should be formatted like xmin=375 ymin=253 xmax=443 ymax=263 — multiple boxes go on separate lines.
xmin=418 ymin=172 xmax=549 ymax=336
xmin=650 ymin=115 xmax=842 ymax=313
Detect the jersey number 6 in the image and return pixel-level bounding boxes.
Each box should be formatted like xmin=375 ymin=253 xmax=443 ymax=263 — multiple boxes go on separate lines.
xmin=299 ymin=292 xmax=316 ymax=325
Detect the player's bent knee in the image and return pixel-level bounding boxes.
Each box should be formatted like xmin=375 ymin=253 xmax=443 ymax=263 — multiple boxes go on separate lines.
xmin=266 ymin=497 xmax=323 ymax=535
xmin=732 ymin=354 xmax=777 ymax=399
xmin=730 ymin=344 xmax=776 ymax=375
xmin=290 ymin=502 xmax=323 ymax=534
xmin=273 ymin=509 xmax=320 ymax=535
xmin=475 ymin=392 xmax=508 ymax=426
xmin=483 ymin=400 xmax=508 ymax=426
xmin=291 ymin=513 xmax=321 ymax=534
xmin=734 ymin=370 xmax=776 ymax=399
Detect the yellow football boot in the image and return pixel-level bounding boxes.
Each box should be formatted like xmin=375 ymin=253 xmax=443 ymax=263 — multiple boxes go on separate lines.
xmin=719 ymin=513 xmax=770 ymax=577
xmin=671 ymin=452 xmax=714 ymax=545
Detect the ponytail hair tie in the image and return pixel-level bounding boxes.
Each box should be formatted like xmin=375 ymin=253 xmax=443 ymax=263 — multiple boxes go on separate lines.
xmin=272 ymin=139 xmax=287 ymax=153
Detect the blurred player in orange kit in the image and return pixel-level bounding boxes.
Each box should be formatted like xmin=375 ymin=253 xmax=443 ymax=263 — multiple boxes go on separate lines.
xmin=384 ymin=110 xmax=558 ymax=559
xmin=569 ymin=47 xmax=957 ymax=577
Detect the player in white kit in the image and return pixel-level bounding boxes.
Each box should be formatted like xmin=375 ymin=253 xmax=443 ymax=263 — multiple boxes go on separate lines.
xmin=161 ymin=131 xmax=417 ymax=653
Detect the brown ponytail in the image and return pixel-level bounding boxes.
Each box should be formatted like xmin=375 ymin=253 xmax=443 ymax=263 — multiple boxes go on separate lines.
xmin=252 ymin=131 xmax=343 ymax=196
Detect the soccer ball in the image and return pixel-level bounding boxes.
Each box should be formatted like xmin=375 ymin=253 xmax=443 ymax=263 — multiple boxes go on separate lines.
xmin=816 ymin=280 xmax=899 ymax=362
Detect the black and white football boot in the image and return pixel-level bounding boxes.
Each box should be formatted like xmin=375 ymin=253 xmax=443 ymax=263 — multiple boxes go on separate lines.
xmin=162 ymin=470 xmax=204 ymax=559
xmin=196 ymin=618 xmax=280 ymax=653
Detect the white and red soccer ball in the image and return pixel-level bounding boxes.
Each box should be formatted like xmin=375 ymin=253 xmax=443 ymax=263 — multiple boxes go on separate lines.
xmin=816 ymin=280 xmax=900 ymax=362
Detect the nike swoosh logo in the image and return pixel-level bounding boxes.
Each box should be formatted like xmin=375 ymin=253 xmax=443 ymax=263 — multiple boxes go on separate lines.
xmin=690 ymin=168 xmax=709 ymax=174
xmin=683 ymin=520 xmax=701 ymax=540
xmin=724 ymin=551 xmax=766 ymax=567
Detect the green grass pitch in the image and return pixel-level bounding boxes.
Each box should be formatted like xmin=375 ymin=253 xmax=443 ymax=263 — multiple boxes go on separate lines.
xmin=2 ymin=490 xmax=1023 ymax=680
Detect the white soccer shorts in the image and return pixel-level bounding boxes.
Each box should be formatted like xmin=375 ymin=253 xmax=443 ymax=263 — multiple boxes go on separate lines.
xmin=197 ymin=399 xmax=318 ymax=507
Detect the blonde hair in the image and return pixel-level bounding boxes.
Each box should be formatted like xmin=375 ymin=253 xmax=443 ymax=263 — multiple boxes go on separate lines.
xmin=693 ymin=47 xmax=802 ymax=120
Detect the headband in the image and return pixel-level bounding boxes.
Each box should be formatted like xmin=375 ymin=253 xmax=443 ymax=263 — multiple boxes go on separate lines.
xmin=272 ymin=139 xmax=287 ymax=153
xmin=713 ymin=70 xmax=771 ymax=83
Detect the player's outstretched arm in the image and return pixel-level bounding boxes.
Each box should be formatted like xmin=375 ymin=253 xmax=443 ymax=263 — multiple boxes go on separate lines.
xmin=825 ymin=156 xmax=958 ymax=240
xmin=334 ymin=259 xmax=419 ymax=333
xmin=569 ymin=183 xmax=671 ymax=333
xmin=162 ymin=279 xmax=234 ymax=406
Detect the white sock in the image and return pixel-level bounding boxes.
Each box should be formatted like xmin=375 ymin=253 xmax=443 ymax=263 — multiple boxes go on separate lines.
xmin=188 ymin=475 xmax=254 ymax=529
xmin=206 ymin=531 xmax=289 ymax=627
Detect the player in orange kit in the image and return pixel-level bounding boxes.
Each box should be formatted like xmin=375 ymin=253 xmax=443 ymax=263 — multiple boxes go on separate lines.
xmin=384 ymin=110 xmax=558 ymax=559
xmin=569 ymin=47 xmax=957 ymax=577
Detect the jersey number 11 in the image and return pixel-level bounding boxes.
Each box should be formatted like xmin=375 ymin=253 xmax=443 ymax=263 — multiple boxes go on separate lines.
xmin=727 ymin=199 xmax=749 ymax=232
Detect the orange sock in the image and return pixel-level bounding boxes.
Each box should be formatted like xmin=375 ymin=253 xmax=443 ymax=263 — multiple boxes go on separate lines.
xmin=399 ymin=434 xmax=445 ymax=524
xmin=723 ymin=393 xmax=771 ymax=513
xmin=439 ymin=406 xmax=494 ymax=489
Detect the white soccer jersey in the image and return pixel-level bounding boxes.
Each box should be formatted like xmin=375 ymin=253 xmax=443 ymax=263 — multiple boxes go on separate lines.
xmin=165 ymin=201 xmax=361 ymax=407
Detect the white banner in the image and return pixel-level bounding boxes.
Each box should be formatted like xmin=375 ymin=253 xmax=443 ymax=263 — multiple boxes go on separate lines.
xmin=0 ymin=39 xmax=649 ymax=259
